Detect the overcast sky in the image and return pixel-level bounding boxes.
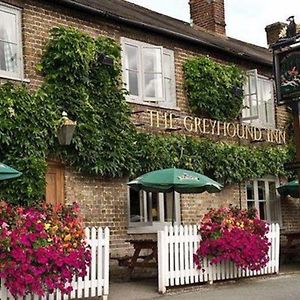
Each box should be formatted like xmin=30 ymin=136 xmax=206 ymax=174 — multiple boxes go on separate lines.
xmin=126 ymin=0 xmax=300 ymax=47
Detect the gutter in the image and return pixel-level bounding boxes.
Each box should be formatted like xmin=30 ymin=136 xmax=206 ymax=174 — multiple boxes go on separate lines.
xmin=54 ymin=0 xmax=272 ymax=67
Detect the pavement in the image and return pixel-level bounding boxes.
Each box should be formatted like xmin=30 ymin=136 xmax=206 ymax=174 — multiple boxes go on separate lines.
xmin=109 ymin=262 xmax=300 ymax=300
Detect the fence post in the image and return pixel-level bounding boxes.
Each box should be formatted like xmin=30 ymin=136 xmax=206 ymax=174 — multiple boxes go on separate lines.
xmin=103 ymin=227 xmax=110 ymax=300
xmin=158 ymin=226 xmax=167 ymax=294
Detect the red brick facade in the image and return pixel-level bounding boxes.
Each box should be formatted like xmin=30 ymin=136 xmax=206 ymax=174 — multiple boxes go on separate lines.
xmin=0 ymin=0 xmax=296 ymax=259
xmin=189 ymin=0 xmax=226 ymax=35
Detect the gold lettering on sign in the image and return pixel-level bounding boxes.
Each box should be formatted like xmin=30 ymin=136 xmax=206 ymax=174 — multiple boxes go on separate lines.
xmin=169 ymin=113 xmax=175 ymax=129
xmin=184 ymin=116 xmax=193 ymax=132
xmin=278 ymin=130 xmax=286 ymax=144
xmin=146 ymin=109 xmax=286 ymax=144
xmin=148 ymin=110 xmax=160 ymax=127
xmin=236 ymin=124 xmax=246 ymax=139
xmin=210 ymin=120 xmax=217 ymax=135
xmin=194 ymin=117 xmax=202 ymax=133
xmin=253 ymin=128 xmax=262 ymax=141
xmin=203 ymin=118 xmax=209 ymax=134
xmin=226 ymin=123 xmax=237 ymax=138
xmin=163 ymin=112 xmax=168 ymax=128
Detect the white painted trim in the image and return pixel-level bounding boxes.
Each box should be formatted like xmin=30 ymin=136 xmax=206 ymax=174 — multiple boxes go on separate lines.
xmin=120 ymin=37 xmax=176 ymax=108
xmin=0 ymin=2 xmax=24 ymax=81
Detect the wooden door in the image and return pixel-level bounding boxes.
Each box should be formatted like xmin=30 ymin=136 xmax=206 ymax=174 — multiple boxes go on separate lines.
xmin=45 ymin=161 xmax=65 ymax=205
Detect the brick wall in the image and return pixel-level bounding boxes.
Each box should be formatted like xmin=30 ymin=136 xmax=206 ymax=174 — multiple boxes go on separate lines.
xmin=0 ymin=0 xmax=295 ymax=258
xmin=189 ymin=0 xmax=226 ymax=35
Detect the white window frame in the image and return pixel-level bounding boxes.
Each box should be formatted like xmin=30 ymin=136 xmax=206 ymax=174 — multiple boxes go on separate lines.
xmin=121 ymin=37 xmax=176 ymax=109
xmin=246 ymin=177 xmax=282 ymax=225
xmin=0 ymin=3 xmax=24 ymax=81
xmin=242 ymin=69 xmax=275 ymax=129
xmin=127 ymin=188 xmax=181 ymax=233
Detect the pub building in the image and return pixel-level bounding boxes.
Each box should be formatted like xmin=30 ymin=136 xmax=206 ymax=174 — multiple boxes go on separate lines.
xmin=0 ymin=0 xmax=298 ymax=269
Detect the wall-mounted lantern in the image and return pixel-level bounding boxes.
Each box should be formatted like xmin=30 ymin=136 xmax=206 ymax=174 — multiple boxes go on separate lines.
xmin=99 ymin=53 xmax=114 ymax=66
xmin=57 ymin=111 xmax=77 ymax=146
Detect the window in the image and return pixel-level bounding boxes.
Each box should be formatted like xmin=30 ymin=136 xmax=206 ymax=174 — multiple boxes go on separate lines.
xmin=128 ymin=188 xmax=180 ymax=232
xmin=0 ymin=3 xmax=23 ymax=80
xmin=121 ymin=37 xmax=176 ymax=108
xmin=242 ymin=70 xmax=275 ymax=128
xmin=246 ymin=178 xmax=281 ymax=224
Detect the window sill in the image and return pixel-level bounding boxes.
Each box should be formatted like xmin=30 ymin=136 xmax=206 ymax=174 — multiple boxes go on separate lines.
xmin=128 ymin=223 xmax=175 ymax=234
xmin=0 ymin=74 xmax=30 ymax=83
xmin=126 ymin=99 xmax=180 ymax=111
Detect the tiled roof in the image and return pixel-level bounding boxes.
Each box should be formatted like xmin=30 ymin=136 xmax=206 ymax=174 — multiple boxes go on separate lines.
xmin=53 ymin=0 xmax=273 ymax=66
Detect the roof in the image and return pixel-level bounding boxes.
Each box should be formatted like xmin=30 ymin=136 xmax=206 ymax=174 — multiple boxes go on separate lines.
xmin=52 ymin=0 xmax=273 ymax=66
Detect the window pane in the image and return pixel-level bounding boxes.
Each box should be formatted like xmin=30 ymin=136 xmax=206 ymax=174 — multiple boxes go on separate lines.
xmin=144 ymin=73 xmax=163 ymax=98
xmin=163 ymin=53 xmax=171 ymax=78
xmin=151 ymin=192 xmax=160 ymax=222
xmin=129 ymin=189 xmax=143 ymax=223
xmin=269 ymin=182 xmax=278 ymax=222
xmin=246 ymin=181 xmax=254 ymax=200
xmin=127 ymin=70 xmax=139 ymax=96
xmin=0 ymin=41 xmax=17 ymax=72
xmin=258 ymin=181 xmax=266 ymax=201
xmin=247 ymin=200 xmax=255 ymax=211
xmin=143 ymin=47 xmax=162 ymax=73
xmin=164 ymin=192 xmax=174 ymax=223
xmin=124 ymin=44 xmax=138 ymax=71
xmin=164 ymin=78 xmax=172 ymax=103
xmin=259 ymin=201 xmax=266 ymax=220
xmin=0 ymin=10 xmax=16 ymax=43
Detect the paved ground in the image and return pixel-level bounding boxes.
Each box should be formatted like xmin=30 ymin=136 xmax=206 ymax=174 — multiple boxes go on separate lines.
xmin=109 ymin=263 xmax=300 ymax=300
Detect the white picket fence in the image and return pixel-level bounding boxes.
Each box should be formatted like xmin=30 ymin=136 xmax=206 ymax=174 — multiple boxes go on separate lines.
xmin=0 ymin=227 xmax=110 ymax=300
xmin=158 ymin=223 xmax=280 ymax=293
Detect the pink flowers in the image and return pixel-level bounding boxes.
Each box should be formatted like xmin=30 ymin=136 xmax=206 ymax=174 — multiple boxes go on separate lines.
xmin=0 ymin=201 xmax=91 ymax=298
xmin=194 ymin=206 xmax=270 ymax=271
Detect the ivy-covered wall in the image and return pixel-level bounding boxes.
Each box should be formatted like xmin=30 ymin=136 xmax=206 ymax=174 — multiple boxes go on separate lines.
xmin=184 ymin=56 xmax=244 ymax=121
xmin=0 ymin=26 xmax=294 ymax=205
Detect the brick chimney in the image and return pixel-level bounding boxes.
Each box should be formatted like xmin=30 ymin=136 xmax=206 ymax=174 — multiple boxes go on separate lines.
xmin=189 ymin=0 xmax=226 ymax=35
xmin=265 ymin=22 xmax=287 ymax=46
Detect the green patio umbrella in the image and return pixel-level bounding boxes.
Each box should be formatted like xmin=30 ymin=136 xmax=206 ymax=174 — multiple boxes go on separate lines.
xmin=277 ymin=180 xmax=299 ymax=198
xmin=128 ymin=167 xmax=223 ymax=194
xmin=0 ymin=163 xmax=22 ymax=180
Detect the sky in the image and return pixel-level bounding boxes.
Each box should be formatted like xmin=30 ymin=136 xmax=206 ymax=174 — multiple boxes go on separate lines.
xmin=126 ymin=0 xmax=300 ymax=47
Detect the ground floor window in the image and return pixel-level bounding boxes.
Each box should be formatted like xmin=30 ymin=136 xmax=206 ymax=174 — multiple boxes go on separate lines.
xmin=128 ymin=188 xmax=180 ymax=232
xmin=246 ymin=177 xmax=281 ymax=224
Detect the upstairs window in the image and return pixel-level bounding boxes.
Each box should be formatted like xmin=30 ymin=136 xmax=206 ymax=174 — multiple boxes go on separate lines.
xmin=0 ymin=3 xmax=23 ymax=80
xmin=121 ymin=37 xmax=176 ymax=108
xmin=242 ymin=70 xmax=275 ymax=128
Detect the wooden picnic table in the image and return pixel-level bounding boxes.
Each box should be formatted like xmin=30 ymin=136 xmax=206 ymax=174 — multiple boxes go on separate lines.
xmin=116 ymin=239 xmax=158 ymax=274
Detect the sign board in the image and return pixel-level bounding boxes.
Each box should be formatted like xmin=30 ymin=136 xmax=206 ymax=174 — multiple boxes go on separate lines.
xmin=273 ymin=37 xmax=300 ymax=105
xmin=283 ymin=161 xmax=300 ymax=171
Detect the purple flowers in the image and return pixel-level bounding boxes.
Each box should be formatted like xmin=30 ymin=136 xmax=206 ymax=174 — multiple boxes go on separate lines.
xmin=194 ymin=206 xmax=270 ymax=271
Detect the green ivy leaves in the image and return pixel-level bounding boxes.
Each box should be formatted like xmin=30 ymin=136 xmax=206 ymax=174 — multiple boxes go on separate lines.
xmin=135 ymin=134 xmax=292 ymax=183
xmin=0 ymin=26 xmax=293 ymax=205
xmin=184 ymin=56 xmax=244 ymax=121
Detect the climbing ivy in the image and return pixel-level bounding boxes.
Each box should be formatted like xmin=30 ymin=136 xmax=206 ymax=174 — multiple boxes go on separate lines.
xmin=135 ymin=134 xmax=292 ymax=183
xmin=0 ymin=26 xmax=293 ymax=205
xmin=184 ymin=55 xmax=244 ymax=121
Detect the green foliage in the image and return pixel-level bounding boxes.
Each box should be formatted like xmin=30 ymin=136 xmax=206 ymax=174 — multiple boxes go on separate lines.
xmin=184 ymin=56 xmax=244 ymax=121
xmin=135 ymin=134 xmax=292 ymax=183
xmin=39 ymin=27 xmax=137 ymax=177
xmin=0 ymin=26 xmax=293 ymax=205
xmin=0 ymin=83 xmax=56 ymax=205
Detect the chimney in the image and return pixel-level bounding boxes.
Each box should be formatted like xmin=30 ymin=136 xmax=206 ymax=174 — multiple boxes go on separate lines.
xmin=189 ymin=0 xmax=226 ymax=35
xmin=265 ymin=22 xmax=287 ymax=45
